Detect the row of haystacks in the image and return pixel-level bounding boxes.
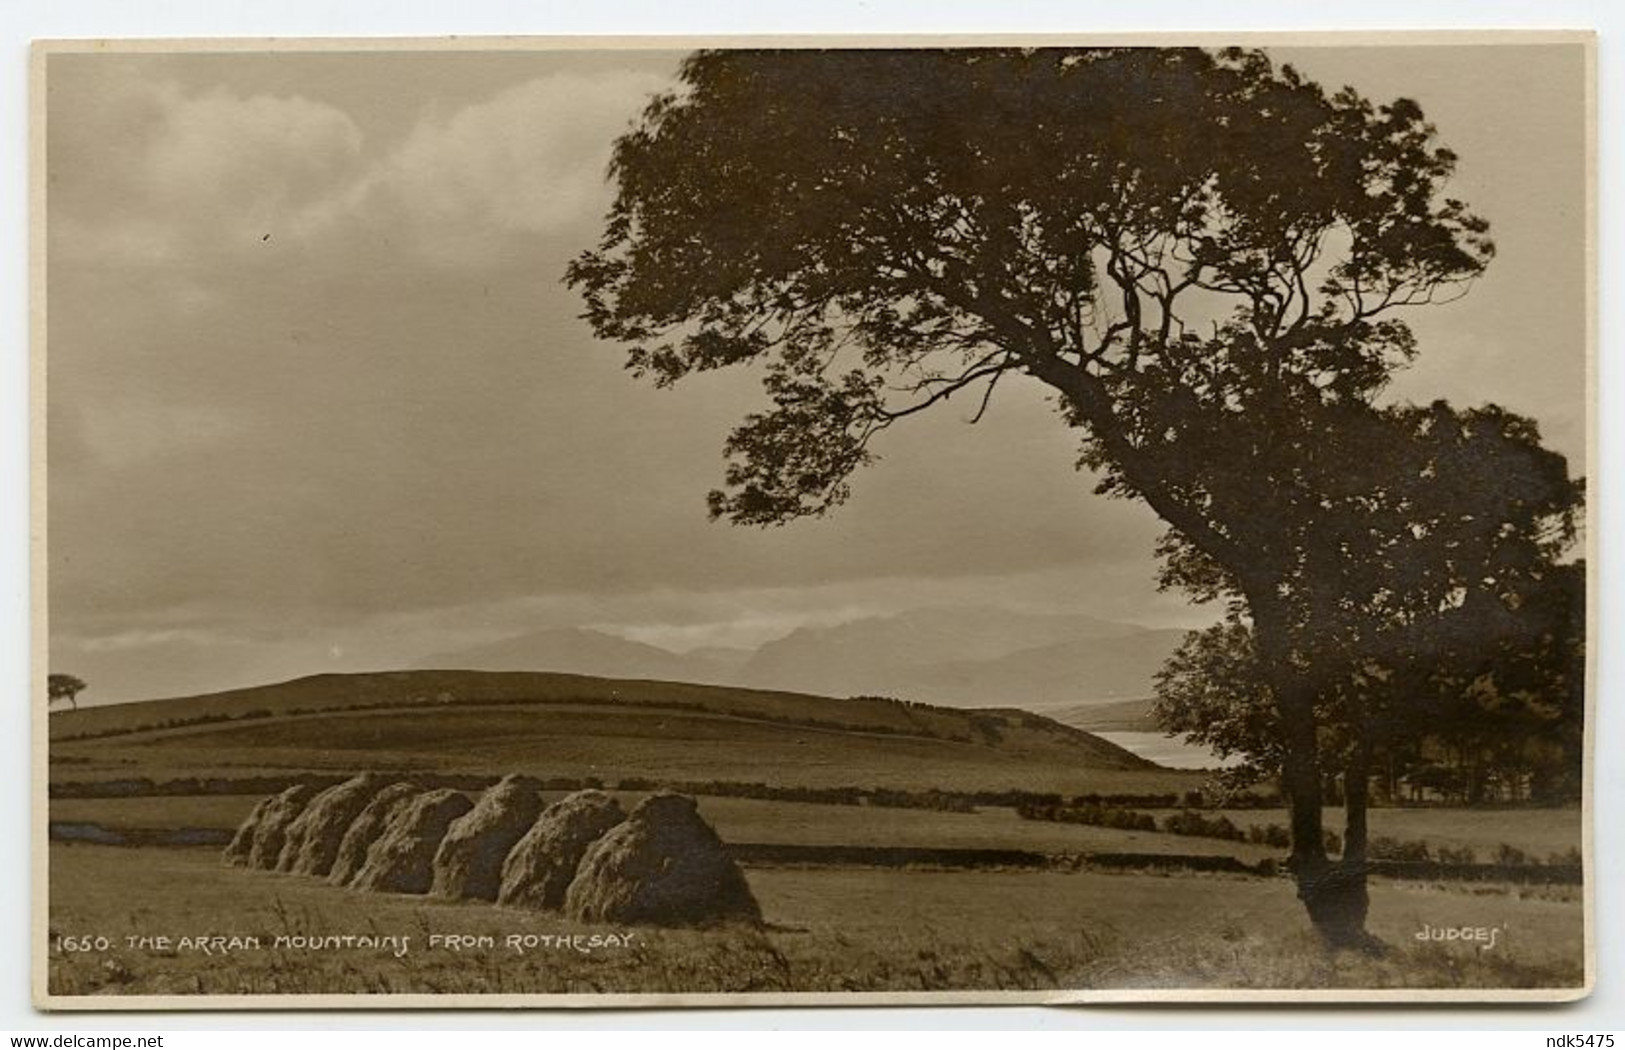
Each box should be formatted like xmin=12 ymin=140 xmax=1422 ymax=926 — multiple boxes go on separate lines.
xmin=223 ymin=773 xmax=760 ymax=927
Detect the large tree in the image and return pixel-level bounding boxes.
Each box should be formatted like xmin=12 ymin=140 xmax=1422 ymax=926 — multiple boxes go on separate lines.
xmin=568 ymin=47 xmax=1496 ymax=945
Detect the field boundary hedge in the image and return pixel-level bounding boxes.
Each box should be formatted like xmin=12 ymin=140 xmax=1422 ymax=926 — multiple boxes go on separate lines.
xmin=725 ymin=843 xmax=1049 ymax=869
xmin=46 ymin=822 xmax=1583 ymax=886
xmin=46 ymin=773 xmax=1163 ymax=814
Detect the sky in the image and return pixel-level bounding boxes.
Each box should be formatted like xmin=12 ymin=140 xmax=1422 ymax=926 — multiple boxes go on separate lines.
xmin=43 ymin=41 xmax=1590 ymax=704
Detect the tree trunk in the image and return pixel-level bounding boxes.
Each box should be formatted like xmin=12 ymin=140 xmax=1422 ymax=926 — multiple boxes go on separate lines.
xmin=1276 ymin=687 xmax=1367 ymax=946
xmin=1344 ymin=739 xmax=1370 ymax=864
xmin=1251 ymin=603 xmax=1371 ymax=950
xmin=1332 ymin=740 xmax=1377 ymax=950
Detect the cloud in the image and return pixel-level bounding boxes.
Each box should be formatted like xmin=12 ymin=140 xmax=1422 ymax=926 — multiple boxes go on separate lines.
xmin=73 ymin=396 xmax=246 ymax=470
xmin=51 ymin=72 xmax=367 ymax=268
xmin=141 ymin=88 xmax=365 ymax=226
xmin=41 ymin=57 xmax=1184 ymax=705
xmin=53 ymin=67 xmax=667 ymax=273
xmin=335 ymin=71 xmax=668 ymax=266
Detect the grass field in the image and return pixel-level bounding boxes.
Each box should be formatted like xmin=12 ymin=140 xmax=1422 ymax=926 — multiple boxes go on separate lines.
xmin=50 ymin=793 xmax=1287 ymax=861
xmin=49 ymin=669 xmax=1153 ymax=773
xmin=52 ymin=699 xmax=1200 ymax=797
xmin=52 ymin=790 xmax=1583 ymax=877
xmin=46 ymin=844 xmax=1584 ymax=996
xmin=43 ymin=669 xmax=1588 ymax=998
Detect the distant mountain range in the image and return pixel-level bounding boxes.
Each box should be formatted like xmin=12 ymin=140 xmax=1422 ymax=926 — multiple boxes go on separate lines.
xmin=418 ymin=627 xmax=698 ymax=682
xmin=417 ymin=606 xmax=1189 ymax=711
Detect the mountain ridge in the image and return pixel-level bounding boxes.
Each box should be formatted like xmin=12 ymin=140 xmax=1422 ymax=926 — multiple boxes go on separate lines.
xmin=415 ymin=626 xmax=696 ymax=681
xmin=412 ymin=606 xmax=1191 ymax=710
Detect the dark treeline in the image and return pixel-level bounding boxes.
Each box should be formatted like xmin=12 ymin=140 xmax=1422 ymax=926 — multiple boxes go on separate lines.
xmin=51 ymin=772 xmax=1080 ymax=813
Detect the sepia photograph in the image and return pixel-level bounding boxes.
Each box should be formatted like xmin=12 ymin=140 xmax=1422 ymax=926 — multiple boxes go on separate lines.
xmin=35 ymin=33 xmax=1594 ymax=1007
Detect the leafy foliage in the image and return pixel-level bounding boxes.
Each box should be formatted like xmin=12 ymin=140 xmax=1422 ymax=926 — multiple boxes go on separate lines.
xmin=1154 ymin=615 xmax=1282 ymax=790
xmin=1152 ymin=401 xmax=1584 ymax=801
xmin=568 ymin=47 xmax=1491 ymax=545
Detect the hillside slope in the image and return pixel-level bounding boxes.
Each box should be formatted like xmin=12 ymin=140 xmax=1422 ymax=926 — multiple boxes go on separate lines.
xmin=47 ymin=669 xmax=1190 ymax=796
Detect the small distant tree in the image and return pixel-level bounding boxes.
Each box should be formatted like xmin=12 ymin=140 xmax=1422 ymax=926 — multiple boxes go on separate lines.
xmin=47 ymin=673 xmax=86 ymax=712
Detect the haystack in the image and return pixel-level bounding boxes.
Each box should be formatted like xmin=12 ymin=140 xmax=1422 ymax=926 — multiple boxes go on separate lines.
xmin=276 ymin=773 xmax=389 ymax=876
xmin=246 ymin=783 xmax=319 ymax=870
xmin=430 ymin=774 xmax=545 ymax=901
xmin=497 ymin=789 xmax=625 ymax=910
xmin=350 ymin=788 xmax=473 ymax=895
xmin=327 ymin=781 xmax=422 ymax=886
xmin=563 ymin=793 xmax=760 ymax=926
xmin=222 ymin=794 xmax=277 ymax=867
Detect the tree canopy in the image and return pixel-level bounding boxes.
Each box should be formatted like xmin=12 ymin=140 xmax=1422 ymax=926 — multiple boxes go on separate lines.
xmin=571 ymin=48 xmax=1491 ymax=545
xmin=1154 ymin=400 xmax=1584 ymax=810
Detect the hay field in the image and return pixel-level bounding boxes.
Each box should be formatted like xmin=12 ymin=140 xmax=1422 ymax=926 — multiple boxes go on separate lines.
xmin=52 ymin=702 xmax=1197 ymax=797
xmin=51 ymin=793 xmax=1285 ymax=861
xmin=45 ymin=671 xmax=1587 ymax=998
xmin=52 ymin=793 xmax=1579 ymax=865
xmin=47 ymin=844 xmax=1583 ymax=997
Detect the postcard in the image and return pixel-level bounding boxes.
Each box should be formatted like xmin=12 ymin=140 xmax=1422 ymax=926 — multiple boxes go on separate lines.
xmin=35 ymin=32 xmax=1595 ymax=1007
